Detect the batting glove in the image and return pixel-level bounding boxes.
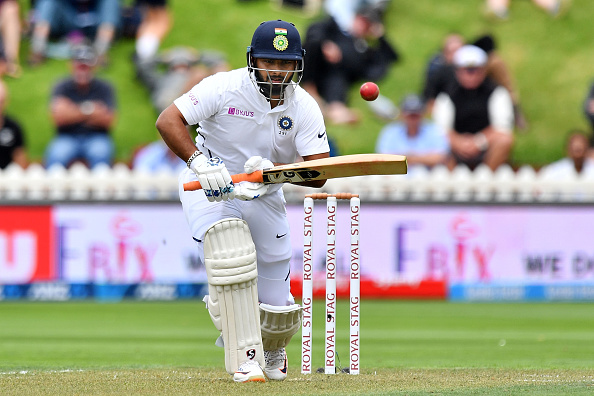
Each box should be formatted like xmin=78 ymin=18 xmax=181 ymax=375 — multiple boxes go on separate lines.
xmin=189 ymin=154 xmax=235 ymax=202
xmin=243 ymin=155 xmax=274 ymax=174
xmin=234 ymin=156 xmax=273 ymax=201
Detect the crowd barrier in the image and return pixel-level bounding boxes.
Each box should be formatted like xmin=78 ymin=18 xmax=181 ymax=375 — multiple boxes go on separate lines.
xmin=1 ymin=162 xmax=593 ymax=203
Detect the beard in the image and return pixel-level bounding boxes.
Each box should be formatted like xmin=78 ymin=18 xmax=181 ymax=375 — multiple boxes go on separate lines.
xmin=255 ymin=69 xmax=294 ymax=100
xmin=257 ymin=81 xmax=285 ymax=99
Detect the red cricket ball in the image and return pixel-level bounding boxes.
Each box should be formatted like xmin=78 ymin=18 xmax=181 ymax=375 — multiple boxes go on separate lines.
xmin=360 ymin=82 xmax=379 ymax=101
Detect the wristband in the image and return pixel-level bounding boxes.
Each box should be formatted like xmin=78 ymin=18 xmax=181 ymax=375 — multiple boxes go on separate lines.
xmin=186 ymin=150 xmax=202 ymax=168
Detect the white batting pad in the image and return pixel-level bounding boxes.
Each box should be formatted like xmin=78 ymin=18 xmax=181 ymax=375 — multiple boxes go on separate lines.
xmin=204 ymin=218 xmax=264 ymax=374
xmin=260 ymin=303 xmax=302 ymax=351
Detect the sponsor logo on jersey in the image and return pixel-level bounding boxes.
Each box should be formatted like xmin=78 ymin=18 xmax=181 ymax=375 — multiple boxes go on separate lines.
xmin=188 ymin=92 xmax=199 ymax=106
xmin=227 ymin=107 xmax=254 ymax=118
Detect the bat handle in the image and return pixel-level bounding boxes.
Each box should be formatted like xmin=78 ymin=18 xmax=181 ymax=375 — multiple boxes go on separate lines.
xmin=183 ymin=170 xmax=264 ymax=191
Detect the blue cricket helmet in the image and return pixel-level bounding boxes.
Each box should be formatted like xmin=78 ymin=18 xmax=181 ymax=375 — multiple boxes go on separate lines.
xmin=247 ymin=20 xmax=305 ymax=101
xmin=247 ymin=20 xmax=305 ymax=61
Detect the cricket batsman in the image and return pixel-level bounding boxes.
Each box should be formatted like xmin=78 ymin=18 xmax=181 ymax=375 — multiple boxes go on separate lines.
xmin=155 ymin=20 xmax=330 ymax=382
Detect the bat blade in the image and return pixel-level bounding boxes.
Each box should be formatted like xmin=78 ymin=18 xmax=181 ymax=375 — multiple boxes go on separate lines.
xmin=183 ymin=154 xmax=407 ymax=191
xmin=261 ymin=154 xmax=407 ymax=183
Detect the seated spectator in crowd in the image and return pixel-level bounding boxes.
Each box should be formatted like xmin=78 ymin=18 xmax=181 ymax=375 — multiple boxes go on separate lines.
xmin=134 ymin=46 xmax=229 ymax=113
xmin=44 ymin=43 xmax=117 ymax=169
xmin=0 ymin=0 xmax=22 ymax=77
xmin=301 ymin=2 xmax=399 ymax=124
xmin=422 ymin=33 xmax=465 ymax=111
xmin=132 ymin=138 xmax=184 ymax=173
xmin=375 ymin=93 xmax=448 ymax=173
xmin=582 ymin=80 xmax=594 ymax=145
xmin=272 ymin=0 xmax=322 ymax=16
xmin=324 ymin=0 xmax=392 ymax=34
xmin=28 ymin=0 xmax=121 ymax=65
xmin=134 ymin=0 xmax=172 ymax=62
xmin=472 ymin=34 xmax=527 ymax=130
xmin=0 ymin=80 xmax=27 ymax=168
xmin=540 ymin=130 xmax=594 ymax=176
xmin=485 ymin=0 xmax=569 ymax=19
xmin=423 ymin=33 xmax=526 ymax=131
xmin=432 ymin=45 xmax=514 ymax=171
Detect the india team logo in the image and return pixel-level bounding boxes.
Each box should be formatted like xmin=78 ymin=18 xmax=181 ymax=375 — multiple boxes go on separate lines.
xmin=273 ymin=28 xmax=288 ymax=51
xmin=278 ymin=115 xmax=293 ymax=131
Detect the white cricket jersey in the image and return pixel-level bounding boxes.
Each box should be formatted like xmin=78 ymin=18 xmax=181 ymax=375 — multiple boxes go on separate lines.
xmin=174 ymin=67 xmax=329 ymax=175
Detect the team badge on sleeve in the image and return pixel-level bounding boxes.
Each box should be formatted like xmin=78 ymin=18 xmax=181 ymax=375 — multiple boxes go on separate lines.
xmin=278 ymin=115 xmax=294 ymax=131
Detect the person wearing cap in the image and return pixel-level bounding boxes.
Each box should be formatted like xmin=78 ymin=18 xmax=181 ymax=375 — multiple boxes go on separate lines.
xmin=301 ymin=1 xmax=399 ymax=124
xmin=155 ymin=20 xmax=329 ymax=383
xmin=432 ymin=44 xmax=514 ymax=171
xmin=376 ymin=93 xmax=448 ymax=172
xmin=44 ymin=43 xmax=117 ymax=168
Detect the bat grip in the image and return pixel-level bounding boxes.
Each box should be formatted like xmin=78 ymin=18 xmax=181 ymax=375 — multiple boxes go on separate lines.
xmin=183 ymin=170 xmax=264 ymax=191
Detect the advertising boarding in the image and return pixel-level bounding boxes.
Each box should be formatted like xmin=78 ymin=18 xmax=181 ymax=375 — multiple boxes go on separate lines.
xmin=1 ymin=203 xmax=593 ymax=301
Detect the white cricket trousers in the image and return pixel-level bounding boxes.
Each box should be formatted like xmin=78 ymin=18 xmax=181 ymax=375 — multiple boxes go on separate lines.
xmin=179 ymin=168 xmax=295 ymax=306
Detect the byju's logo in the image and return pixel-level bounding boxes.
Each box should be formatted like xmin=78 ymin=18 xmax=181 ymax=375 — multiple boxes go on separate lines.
xmin=228 ymin=107 xmax=254 ymax=117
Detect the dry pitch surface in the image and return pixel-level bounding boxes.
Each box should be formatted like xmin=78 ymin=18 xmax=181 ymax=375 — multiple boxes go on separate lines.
xmin=1 ymin=368 xmax=592 ymax=395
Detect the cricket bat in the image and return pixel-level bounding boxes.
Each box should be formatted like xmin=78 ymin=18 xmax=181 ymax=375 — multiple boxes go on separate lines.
xmin=183 ymin=153 xmax=407 ymax=191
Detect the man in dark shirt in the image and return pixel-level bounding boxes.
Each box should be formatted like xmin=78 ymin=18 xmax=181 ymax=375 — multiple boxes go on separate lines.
xmin=432 ymin=45 xmax=514 ymax=171
xmin=301 ymin=3 xmax=398 ymax=124
xmin=0 ymin=80 xmax=27 ymax=169
xmin=44 ymin=43 xmax=117 ymax=168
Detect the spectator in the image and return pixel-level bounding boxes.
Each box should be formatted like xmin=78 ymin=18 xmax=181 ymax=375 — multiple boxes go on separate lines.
xmin=44 ymin=43 xmax=117 ymax=169
xmin=472 ymin=34 xmax=528 ymax=130
xmin=134 ymin=46 xmax=229 ymax=113
xmin=134 ymin=0 xmax=172 ymax=62
xmin=540 ymin=131 xmax=594 ymax=176
xmin=0 ymin=80 xmax=27 ymax=168
xmin=132 ymin=138 xmax=184 ymax=173
xmin=376 ymin=93 xmax=448 ymax=172
xmin=582 ymin=80 xmax=594 ymax=144
xmin=301 ymin=2 xmax=399 ymax=124
xmin=432 ymin=45 xmax=514 ymax=171
xmin=272 ymin=0 xmax=323 ymax=16
xmin=422 ymin=33 xmax=465 ymax=111
xmin=485 ymin=0 xmax=569 ymax=19
xmin=0 ymin=0 xmax=22 ymax=77
xmin=28 ymin=0 xmax=121 ymax=66
xmin=324 ymin=0 xmax=391 ymax=33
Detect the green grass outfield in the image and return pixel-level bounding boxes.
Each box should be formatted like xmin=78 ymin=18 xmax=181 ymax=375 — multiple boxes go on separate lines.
xmin=0 ymin=301 xmax=592 ymax=395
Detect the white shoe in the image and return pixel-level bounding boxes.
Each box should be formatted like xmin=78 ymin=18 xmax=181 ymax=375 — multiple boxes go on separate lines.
xmin=264 ymin=348 xmax=288 ymax=381
xmin=233 ymin=360 xmax=266 ymax=383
